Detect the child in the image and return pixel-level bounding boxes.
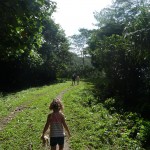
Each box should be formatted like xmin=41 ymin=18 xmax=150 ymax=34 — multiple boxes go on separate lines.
xmin=41 ymin=98 xmax=71 ymax=150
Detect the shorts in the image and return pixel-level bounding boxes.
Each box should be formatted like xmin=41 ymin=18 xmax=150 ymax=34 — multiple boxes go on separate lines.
xmin=50 ymin=137 xmax=64 ymax=146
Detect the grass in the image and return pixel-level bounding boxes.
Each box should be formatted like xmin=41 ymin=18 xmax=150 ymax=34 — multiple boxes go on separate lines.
xmin=0 ymin=80 xmax=148 ymax=150
xmin=0 ymin=82 xmax=69 ymax=119
xmin=63 ymin=81 xmax=146 ymax=150
xmin=0 ymin=81 xmax=71 ymax=150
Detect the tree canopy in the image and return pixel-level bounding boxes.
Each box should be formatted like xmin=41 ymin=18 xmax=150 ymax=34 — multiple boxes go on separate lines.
xmin=0 ymin=0 xmax=72 ymax=90
xmin=87 ymin=0 xmax=150 ymax=118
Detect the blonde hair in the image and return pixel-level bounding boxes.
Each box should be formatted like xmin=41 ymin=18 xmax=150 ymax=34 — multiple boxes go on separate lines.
xmin=49 ymin=98 xmax=63 ymax=111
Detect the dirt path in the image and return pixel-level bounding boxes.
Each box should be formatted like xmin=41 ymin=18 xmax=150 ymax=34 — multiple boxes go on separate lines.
xmin=0 ymin=105 xmax=29 ymax=131
xmin=0 ymin=87 xmax=72 ymax=150
xmin=55 ymin=88 xmax=72 ymax=150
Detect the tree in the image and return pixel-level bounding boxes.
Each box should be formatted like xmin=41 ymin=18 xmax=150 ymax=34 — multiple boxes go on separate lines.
xmin=88 ymin=0 xmax=150 ymax=116
xmin=0 ymin=0 xmax=71 ymax=89
xmin=0 ymin=0 xmax=56 ymax=65
xmin=69 ymin=28 xmax=92 ymax=67
xmin=38 ymin=18 xmax=71 ymax=80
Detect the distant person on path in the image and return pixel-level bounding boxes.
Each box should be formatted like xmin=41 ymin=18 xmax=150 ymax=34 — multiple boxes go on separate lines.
xmin=72 ymin=73 xmax=76 ymax=85
xmin=76 ymin=75 xmax=80 ymax=85
xmin=41 ymin=98 xmax=71 ymax=150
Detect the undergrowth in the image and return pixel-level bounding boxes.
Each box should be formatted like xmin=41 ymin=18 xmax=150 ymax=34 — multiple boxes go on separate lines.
xmin=63 ymin=81 xmax=149 ymax=150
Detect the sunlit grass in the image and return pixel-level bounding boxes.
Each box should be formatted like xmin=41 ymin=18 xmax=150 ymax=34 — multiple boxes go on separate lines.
xmin=0 ymin=81 xmax=71 ymax=150
xmin=0 ymin=80 xmax=147 ymax=150
xmin=63 ymin=81 xmax=145 ymax=150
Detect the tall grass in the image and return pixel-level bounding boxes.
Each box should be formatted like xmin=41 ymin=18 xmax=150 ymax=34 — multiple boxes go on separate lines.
xmin=63 ymin=81 xmax=146 ymax=150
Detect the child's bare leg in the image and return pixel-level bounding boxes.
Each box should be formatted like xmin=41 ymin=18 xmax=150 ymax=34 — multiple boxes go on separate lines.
xmin=59 ymin=144 xmax=64 ymax=150
xmin=51 ymin=146 xmax=56 ymax=150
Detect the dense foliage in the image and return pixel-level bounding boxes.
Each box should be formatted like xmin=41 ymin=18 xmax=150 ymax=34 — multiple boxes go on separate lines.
xmin=0 ymin=0 xmax=72 ymax=90
xmin=88 ymin=0 xmax=150 ymax=118
xmin=64 ymin=82 xmax=150 ymax=149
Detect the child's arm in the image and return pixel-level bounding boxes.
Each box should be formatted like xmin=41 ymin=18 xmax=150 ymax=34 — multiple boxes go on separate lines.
xmin=41 ymin=114 xmax=51 ymax=139
xmin=62 ymin=115 xmax=71 ymax=137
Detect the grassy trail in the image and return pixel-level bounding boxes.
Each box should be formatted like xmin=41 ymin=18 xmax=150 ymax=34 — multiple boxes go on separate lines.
xmin=0 ymin=81 xmax=73 ymax=150
xmin=0 ymin=80 xmax=146 ymax=150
